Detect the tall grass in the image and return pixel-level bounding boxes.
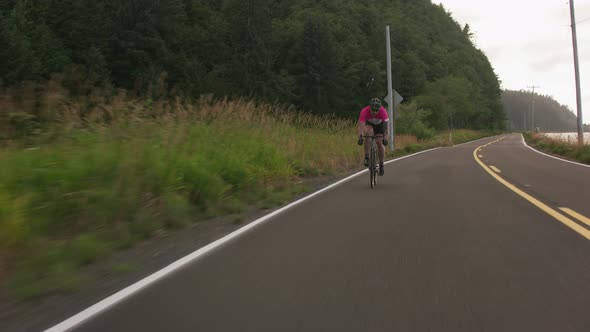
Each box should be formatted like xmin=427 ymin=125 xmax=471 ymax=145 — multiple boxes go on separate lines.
xmin=0 ymin=81 xmax=366 ymax=299
xmin=524 ymin=132 xmax=590 ymax=164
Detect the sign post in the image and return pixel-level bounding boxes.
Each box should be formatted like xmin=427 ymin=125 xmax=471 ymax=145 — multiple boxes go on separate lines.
xmin=386 ymin=89 xmax=404 ymax=151
xmin=385 ymin=26 xmax=394 ymax=152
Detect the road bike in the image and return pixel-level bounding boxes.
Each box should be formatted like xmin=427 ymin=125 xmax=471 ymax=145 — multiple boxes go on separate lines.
xmin=364 ymin=135 xmax=380 ymax=189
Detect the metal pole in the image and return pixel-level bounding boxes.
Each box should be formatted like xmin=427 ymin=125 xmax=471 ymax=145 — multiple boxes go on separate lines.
xmin=528 ymin=85 xmax=539 ymax=132
xmin=569 ymin=0 xmax=584 ymax=145
xmin=386 ymin=26 xmax=394 ymax=152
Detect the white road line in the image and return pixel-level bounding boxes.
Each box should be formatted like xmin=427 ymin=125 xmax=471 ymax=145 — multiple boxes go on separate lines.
xmin=44 ymin=147 xmax=441 ymax=332
xmin=521 ymin=134 xmax=590 ymax=168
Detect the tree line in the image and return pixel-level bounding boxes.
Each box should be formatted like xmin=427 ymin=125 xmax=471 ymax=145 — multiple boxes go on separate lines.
xmin=0 ymin=0 xmax=505 ymax=130
xmin=502 ymin=89 xmax=588 ymax=132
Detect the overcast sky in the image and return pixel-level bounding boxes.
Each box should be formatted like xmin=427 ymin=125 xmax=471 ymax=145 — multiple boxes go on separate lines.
xmin=433 ymin=0 xmax=590 ymax=126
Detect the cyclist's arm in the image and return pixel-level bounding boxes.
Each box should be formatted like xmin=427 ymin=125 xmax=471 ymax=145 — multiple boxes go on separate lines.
xmin=382 ymin=120 xmax=389 ymax=138
xmin=358 ymin=121 xmax=366 ymax=137
xmin=380 ymin=108 xmax=389 ymax=139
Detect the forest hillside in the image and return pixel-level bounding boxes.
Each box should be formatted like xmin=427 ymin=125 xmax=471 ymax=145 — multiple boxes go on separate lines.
xmin=0 ymin=0 xmax=505 ymax=130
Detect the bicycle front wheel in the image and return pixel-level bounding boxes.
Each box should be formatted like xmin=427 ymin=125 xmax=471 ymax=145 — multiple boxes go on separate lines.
xmin=370 ymin=147 xmax=376 ymax=188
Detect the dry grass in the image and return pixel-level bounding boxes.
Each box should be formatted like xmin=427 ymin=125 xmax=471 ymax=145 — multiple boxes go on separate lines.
xmin=525 ymin=132 xmax=590 ymax=164
xmin=0 ymin=80 xmax=365 ymax=300
xmin=395 ymin=135 xmax=419 ymax=146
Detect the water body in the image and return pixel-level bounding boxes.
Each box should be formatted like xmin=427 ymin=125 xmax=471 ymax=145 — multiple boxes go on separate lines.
xmin=542 ymin=132 xmax=590 ymax=145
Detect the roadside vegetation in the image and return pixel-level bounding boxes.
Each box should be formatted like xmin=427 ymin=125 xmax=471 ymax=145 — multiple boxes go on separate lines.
xmin=0 ymin=81 xmax=356 ymax=299
xmin=0 ymin=80 xmax=497 ymax=301
xmin=523 ymin=132 xmax=590 ymax=164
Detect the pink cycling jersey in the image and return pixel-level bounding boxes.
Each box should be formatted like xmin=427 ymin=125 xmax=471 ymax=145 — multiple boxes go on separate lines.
xmin=358 ymin=106 xmax=389 ymax=125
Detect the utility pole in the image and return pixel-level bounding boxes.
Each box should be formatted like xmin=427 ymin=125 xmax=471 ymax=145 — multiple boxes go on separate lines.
xmin=527 ymin=85 xmax=539 ymax=132
xmin=569 ymin=0 xmax=584 ymax=145
xmin=386 ymin=26 xmax=394 ymax=152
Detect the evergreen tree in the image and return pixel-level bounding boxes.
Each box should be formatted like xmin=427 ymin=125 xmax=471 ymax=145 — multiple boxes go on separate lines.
xmin=222 ymin=0 xmax=274 ymax=97
xmin=0 ymin=0 xmax=506 ymax=130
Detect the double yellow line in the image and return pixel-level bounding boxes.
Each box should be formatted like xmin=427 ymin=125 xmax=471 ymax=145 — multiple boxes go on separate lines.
xmin=473 ymin=137 xmax=590 ymax=240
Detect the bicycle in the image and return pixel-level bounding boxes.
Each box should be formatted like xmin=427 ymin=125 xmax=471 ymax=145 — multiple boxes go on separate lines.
xmin=363 ymin=135 xmax=380 ymax=189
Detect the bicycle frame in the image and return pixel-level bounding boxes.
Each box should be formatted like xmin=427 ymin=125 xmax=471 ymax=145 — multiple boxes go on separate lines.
xmin=363 ymin=135 xmax=380 ymax=188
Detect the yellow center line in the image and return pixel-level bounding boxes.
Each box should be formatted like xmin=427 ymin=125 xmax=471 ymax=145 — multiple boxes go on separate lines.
xmin=473 ymin=137 xmax=590 ymax=241
xmin=559 ymin=208 xmax=590 ymax=228
xmin=489 ymin=166 xmax=501 ymax=173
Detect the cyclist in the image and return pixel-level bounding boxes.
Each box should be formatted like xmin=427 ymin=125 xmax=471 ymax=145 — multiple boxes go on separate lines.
xmin=357 ymin=98 xmax=389 ymax=176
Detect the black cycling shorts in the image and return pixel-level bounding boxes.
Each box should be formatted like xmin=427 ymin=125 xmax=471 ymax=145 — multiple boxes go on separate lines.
xmin=366 ymin=122 xmax=387 ymax=135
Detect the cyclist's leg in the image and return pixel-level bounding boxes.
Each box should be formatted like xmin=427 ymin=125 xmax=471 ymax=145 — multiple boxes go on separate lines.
xmin=374 ymin=123 xmax=386 ymax=175
xmin=375 ymin=135 xmax=385 ymax=175
xmin=374 ymin=123 xmax=386 ymax=163
xmin=375 ymin=134 xmax=385 ymax=163
xmin=363 ymin=125 xmax=374 ymax=166
xmin=363 ymin=125 xmax=375 ymax=155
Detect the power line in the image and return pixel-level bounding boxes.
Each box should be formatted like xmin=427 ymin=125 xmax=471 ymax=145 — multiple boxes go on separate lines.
xmin=561 ymin=18 xmax=589 ymax=27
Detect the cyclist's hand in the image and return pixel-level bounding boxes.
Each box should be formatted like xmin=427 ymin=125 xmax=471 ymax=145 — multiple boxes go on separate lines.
xmin=357 ymin=136 xmax=364 ymax=146
xmin=382 ymin=139 xmax=389 ymax=146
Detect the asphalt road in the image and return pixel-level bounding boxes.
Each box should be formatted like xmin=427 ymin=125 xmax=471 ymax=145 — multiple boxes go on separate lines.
xmin=52 ymin=134 xmax=590 ymax=331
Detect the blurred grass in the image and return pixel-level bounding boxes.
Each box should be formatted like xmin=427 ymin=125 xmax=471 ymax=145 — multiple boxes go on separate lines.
xmin=0 ymin=82 xmax=364 ymax=300
xmin=523 ymin=132 xmax=590 ymax=164
xmin=0 ymin=80 xmax=494 ymax=300
xmin=111 ymin=263 xmax=135 ymax=274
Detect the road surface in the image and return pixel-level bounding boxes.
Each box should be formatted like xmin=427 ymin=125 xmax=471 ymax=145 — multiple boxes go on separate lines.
xmin=48 ymin=134 xmax=590 ymax=331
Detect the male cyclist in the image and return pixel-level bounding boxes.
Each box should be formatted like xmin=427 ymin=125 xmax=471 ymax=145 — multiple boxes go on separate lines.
xmin=357 ymin=98 xmax=389 ymax=176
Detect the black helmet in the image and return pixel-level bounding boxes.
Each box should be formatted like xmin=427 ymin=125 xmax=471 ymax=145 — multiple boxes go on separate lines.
xmin=370 ymin=98 xmax=381 ymax=112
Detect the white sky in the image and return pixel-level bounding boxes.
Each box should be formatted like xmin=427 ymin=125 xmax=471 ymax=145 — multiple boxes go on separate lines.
xmin=433 ymin=0 xmax=590 ymax=125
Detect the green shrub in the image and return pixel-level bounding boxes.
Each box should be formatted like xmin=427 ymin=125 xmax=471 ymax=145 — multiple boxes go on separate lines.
xmin=396 ymin=103 xmax=436 ymax=140
xmin=67 ymin=233 xmax=112 ymax=266
xmin=552 ymin=143 xmax=573 ymax=155
xmin=573 ymin=146 xmax=590 ymax=163
xmin=0 ymin=190 xmax=30 ymax=247
xmin=404 ymin=144 xmax=422 ymax=153
xmin=162 ymin=192 xmax=195 ymax=228
xmin=9 ymin=243 xmax=81 ymax=299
